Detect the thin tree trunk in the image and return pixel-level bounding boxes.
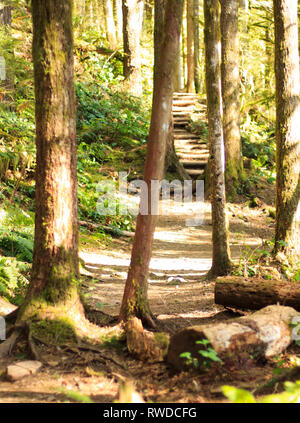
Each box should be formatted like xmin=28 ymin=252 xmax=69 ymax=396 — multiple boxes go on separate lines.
xmin=104 ymin=0 xmax=117 ymax=48
xmin=0 ymin=3 xmax=14 ymax=109
xmin=204 ymin=0 xmax=232 ymax=278
xmin=119 ymin=0 xmax=184 ymax=327
xmin=122 ymin=0 xmax=144 ymax=96
xmin=0 ymin=4 xmax=11 ymax=26
xmin=193 ymin=0 xmax=200 ymax=93
xmin=273 ymin=0 xmax=300 ymax=264
xmin=113 ymin=0 xmax=123 ymax=44
xmin=186 ymin=0 xmax=195 ymax=92
xmin=19 ymin=0 xmax=83 ymax=320
xmin=220 ymin=0 xmax=243 ymax=199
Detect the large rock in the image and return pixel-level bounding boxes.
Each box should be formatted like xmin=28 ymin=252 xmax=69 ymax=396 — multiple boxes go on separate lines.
xmin=6 ymin=361 xmax=43 ymax=382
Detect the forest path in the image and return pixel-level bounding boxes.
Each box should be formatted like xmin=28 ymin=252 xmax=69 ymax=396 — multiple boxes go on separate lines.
xmin=80 ymin=197 xmax=273 ymax=332
xmin=172 ymin=92 xmax=209 ymax=179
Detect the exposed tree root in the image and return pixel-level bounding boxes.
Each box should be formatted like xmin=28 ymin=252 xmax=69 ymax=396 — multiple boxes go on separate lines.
xmin=140 ymin=313 xmax=157 ymax=330
xmin=0 ymin=321 xmax=40 ymax=360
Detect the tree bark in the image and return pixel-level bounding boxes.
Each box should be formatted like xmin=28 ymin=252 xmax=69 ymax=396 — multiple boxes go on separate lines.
xmin=113 ymin=0 xmax=123 ymax=44
xmin=0 ymin=4 xmax=11 ymax=26
xmin=204 ymin=0 xmax=232 ymax=277
xmin=193 ymin=0 xmax=200 ymax=93
xmin=19 ymin=0 xmax=83 ymax=320
xmin=119 ymin=0 xmax=184 ymax=327
xmin=104 ymin=0 xmax=117 ymax=48
xmin=273 ymin=0 xmax=300 ymax=264
xmin=215 ymin=276 xmax=300 ymax=312
xmin=122 ymin=0 xmax=144 ymax=96
xmin=220 ymin=0 xmax=244 ymax=199
xmin=167 ymin=305 xmax=299 ymax=371
xmin=186 ymin=0 xmax=195 ymax=92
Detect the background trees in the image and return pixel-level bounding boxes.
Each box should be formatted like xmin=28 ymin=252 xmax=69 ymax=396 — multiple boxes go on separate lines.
xmin=122 ymin=0 xmax=144 ymax=96
xmin=273 ymin=0 xmax=300 ymax=264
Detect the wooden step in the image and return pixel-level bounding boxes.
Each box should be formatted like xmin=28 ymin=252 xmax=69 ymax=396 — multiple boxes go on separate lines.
xmin=177 ymin=152 xmax=209 ymax=159
xmin=180 ymin=159 xmax=207 ymax=168
xmin=173 ymin=133 xmax=199 ymax=139
xmin=173 ymin=100 xmax=198 ymax=107
xmin=186 ymin=168 xmax=205 ymax=176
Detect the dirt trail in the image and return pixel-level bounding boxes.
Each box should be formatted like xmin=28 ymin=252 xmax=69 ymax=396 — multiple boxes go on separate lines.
xmin=80 ymin=198 xmax=273 ymax=332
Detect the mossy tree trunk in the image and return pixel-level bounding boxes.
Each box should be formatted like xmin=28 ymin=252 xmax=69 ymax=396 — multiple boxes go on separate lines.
xmin=122 ymin=0 xmax=144 ymax=96
xmin=220 ymin=0 xmax=244 ymax=200
xmin=19 ymin=0 xmax=84 ymax=321
xmin=119 ymin=0 xmax=184 ymax=327
xmin=204 ymin=0 xmax=232 ymax=278
xmin=273 ymin=0 xmax=300 ymax=264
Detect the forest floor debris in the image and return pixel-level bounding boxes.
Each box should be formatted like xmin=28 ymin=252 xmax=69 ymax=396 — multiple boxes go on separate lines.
xmin=0 ymin=196 xmax=299 ymax=403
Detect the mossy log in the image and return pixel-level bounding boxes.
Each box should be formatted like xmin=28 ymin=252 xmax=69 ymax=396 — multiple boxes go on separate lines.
xmin=167 ymin=305 xmax=299 ymax=371
xmin=215 ymin=276 xmax=300 ymax=312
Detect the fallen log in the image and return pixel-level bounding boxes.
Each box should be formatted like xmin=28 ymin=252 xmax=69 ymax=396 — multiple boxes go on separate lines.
xmin=167 ymin=305 xmax=299 ymax=371
xmin=215 ymin=276 xmax=300 ymax=312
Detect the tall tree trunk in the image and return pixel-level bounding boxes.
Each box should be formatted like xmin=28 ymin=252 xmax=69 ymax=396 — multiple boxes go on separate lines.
xmin=122 ymin=0 xmax=144 ymax=96
xmin=104 ymin=0 xmax=117 ymax=48
xmin=264 ymin=6 xmax=273 ymax=90
xmin=113 ymin=0 xmax=123 ymax=44
xmin=0 ymin=3 xmax=11 ymax=26
xmin=19 ymin=0 xmax=83 ymax=321
xmin=119 ymin=0 xmax=184 ymax=327
xmin=220 ymin=0 xmax=243 ymax=200
xmin=155 ymin=1 xmax=189 ymax=179
xmin=273 ymin=0 xmax=300 ymax=264
xmin=204 ymin=0 xmax=232 ymax=278
xmin=186 ymin=0 xmax=195 ymax=92
xmin=193 ymin=0 xmax=200 ymax=93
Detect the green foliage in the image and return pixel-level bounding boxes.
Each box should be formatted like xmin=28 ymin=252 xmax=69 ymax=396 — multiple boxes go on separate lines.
xmin=0 ymin=205 xmax=33 ymax=303
xmin=0 ymin=256 xmax=30 ymax=304
xmin=222 ymin=381 xmax=300 ymax=403
xmin=59 ymin=388 xmax=94 ymax=404
xmin=76 ymin=81 xmax=150 ymax=151
xmin=222 ymin=386 xmax=256 ymax=403
xmin=233 ymin=241 xmax=273 ymax=278
xmin=0 ymin=109 xmax=36 ymax=179
xmin=241 ymin=114 xmax=276 ymax=182
xmin=0 ymin=206 xmax=34 ymax=262
xmin=196 ymin=339 xmax=223 ymax=365
xmin=179 ymin=339 xmax=223 ymax=370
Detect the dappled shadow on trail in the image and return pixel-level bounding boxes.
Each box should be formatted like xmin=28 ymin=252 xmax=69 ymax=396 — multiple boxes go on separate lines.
xmin=80 ymin=198 xmax=274 ymax=330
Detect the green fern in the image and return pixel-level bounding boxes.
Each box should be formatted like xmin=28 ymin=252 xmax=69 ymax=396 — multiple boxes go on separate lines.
xmin=0 ymin=256 xmax=30 ymax=303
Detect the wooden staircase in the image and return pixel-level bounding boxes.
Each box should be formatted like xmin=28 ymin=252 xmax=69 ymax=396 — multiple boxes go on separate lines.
xmin=172 ymin=92 xmax=209 ymax=180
